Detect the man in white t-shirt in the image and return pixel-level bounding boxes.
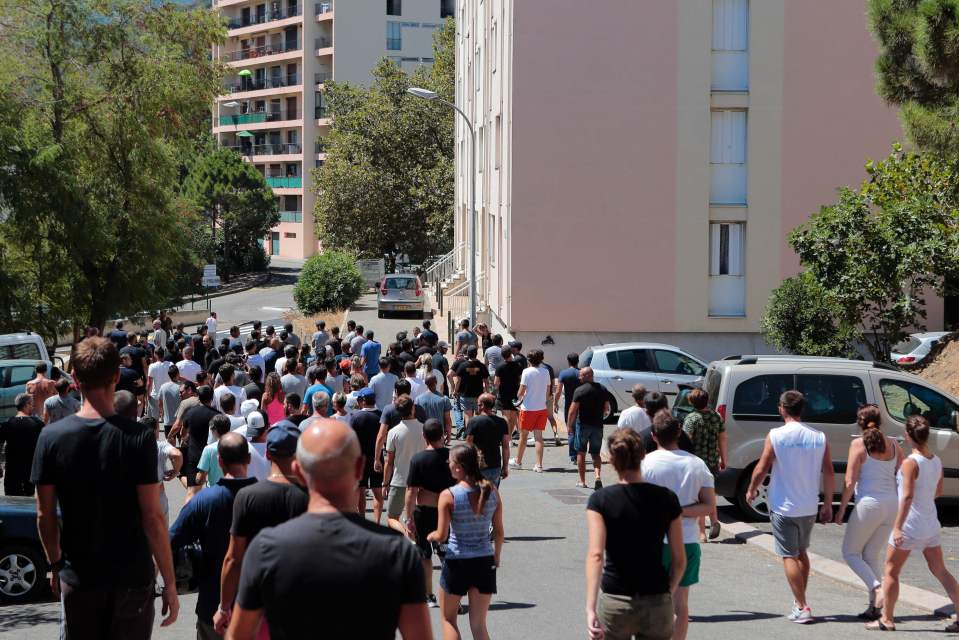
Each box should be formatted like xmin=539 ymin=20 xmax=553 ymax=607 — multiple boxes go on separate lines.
xmin=383 ymin=395 xmax=425 ymax=536
xmin=747 ymin=390 xmax=833 ymax=625
xmin=212 ymin=364 xmax=247 ymax=416
xmin=205 ymin=311 xmax=217 ymax=337
xmin=642 ymin=412 xmax=716 ymax=640
xmin=509 ymin=349 xmax=551 ymax=472
xmin=403 ymin=362 xmax=426 ymax=402
xmin=617 ymin=384 xmax=651 ymax=432
xmin=146 ymin=348 xmax=172 ymax=419
xmin=177 ymin=346 xmax=202 ymax=383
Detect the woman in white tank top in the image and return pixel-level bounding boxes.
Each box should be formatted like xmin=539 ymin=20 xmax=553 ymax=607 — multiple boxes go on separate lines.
xmin=835 ymin=405 xmax=901 ymax=621
xmin=867 ymin=416 xmax=959 ymax=632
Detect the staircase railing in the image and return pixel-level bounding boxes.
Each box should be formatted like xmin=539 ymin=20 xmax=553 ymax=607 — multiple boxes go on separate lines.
xmin=424 ymin=242 xmax=464 ymax=285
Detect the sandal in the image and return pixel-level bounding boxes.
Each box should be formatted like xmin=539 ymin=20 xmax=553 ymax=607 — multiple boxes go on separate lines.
xmin=858 ymin=605 xmax=881 ymax=621
xmin=865 ymin=620 xmax=896 ymax=631
xmin=944 ymin=620 xmax=959 ymax=633
xmin=575 ymin=481 xmax=588 ymax=488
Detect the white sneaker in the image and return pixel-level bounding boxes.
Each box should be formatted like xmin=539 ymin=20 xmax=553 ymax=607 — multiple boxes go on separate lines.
xmin=508 ymin=458 xmax=522 ymax=469
xmin=533 ymin=464 xmax=543 ymax=473
xmin=787 ymin=605 xmax=802 ymax=622
xmin=791 ymin=607 xmax=813 ymax=624
xmin=526 ymin=436 xmax=536 ymax=446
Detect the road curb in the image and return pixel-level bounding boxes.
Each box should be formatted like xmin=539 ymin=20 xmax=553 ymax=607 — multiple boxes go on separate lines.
xmin=182 ymin=272 xmax=272 ymax=305
xmin=720 ymin=519 xmax=954 ymax=617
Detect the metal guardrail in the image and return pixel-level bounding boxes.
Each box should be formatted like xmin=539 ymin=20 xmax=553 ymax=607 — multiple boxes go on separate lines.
xmin=218 ymin=110 xmax=299 ymax=125
xmin=315 ymin=71 xmax=332 ymax=84
xmin=424 ymin=242 xmax=464 ymax=285
xmin=222 ymin=41 xmax=300 ymax=62
xmin=265 ymin=176 xmax=302 ymax=188
xmin=226 ymin=5 xmax=302 ymax=29
xmin=316 ymin=1 xmax=332 ymax=15
xmin=222 ymin=143 xmax=303 ymax=156
xmin=315 ymin=36 xmax=333 ymax=49
xmin=226 ymin=73 xmax=299 ymax=93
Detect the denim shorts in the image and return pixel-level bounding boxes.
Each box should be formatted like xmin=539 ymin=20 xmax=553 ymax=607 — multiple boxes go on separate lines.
xmin=458 ymin=396 xmax=478 ymax=412
xmin=771 ymin=512 xmax=815 ymax=558
xmin=576 ymin=424 xmax=603 ymax=454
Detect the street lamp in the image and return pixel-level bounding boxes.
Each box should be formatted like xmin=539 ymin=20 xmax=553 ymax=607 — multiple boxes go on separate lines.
xmin=407 ymin=86 xmax=477 ymax=329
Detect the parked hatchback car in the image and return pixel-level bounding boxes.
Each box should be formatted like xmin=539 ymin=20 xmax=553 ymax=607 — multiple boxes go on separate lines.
xmin=0 ymin=496 xmax=48 ymax=603
xmin=377 ymin=274 xmax=425 ymax=319
xmin=578 ymin=343 xmax=707 ymax=419
xmin=0 ymin=360 xmax=76 ymax=422
xmin=891 ymin=331 xmax=951 ymax=366
xmin=706 ymin=355 xmax=959 ymax=521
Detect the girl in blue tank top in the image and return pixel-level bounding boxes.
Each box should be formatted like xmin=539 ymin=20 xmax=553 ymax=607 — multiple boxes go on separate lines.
xmin=429 ymin=444 xmax=504 ymax=640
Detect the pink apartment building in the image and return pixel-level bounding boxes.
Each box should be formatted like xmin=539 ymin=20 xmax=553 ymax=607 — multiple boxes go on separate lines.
xmin=452 ymin=0 xmax=940 ymax=363
xmin=212 ymin=0 xmax=452 ymax=259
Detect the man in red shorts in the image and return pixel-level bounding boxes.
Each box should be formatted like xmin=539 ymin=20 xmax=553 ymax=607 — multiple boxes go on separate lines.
xmin=509 ymin=349 xmax=551 ymax=473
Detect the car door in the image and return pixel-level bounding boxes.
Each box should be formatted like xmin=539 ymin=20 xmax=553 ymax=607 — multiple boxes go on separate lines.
xmin=598 ymin=348 xmax=660 ymax=411
xmin=795 ymin=370 xmax=871 ymax=479
xmin=875 ymin=375 xmax=959 ymax=496
xmin=0 ymin=365 xmax=34 ymax=420
xmin=650 ymin=349 xmax=707 ymax=404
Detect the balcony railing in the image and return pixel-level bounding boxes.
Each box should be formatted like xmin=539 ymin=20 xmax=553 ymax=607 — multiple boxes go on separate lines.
xmin=227 ymin=73 xmax=299 ymax=93
xmin=315 ymin=36 xmax=333 ymax=49
xmin=316 ymin=1 xmax=332 ymax=15
xmin=279 ymin=210 xmax=303 ymax=223
xmin=222 ymin=40 xmax=300 ymax=62
xmin=315 ymin=139 xmax=328 ymax=153
xmin=315 ymin=106 xmax=330 ymax=119
xmin=314 ymin=71 xmax=332 ymax=85
xmin=219 ymin=109 xmax=299 ymax=125
xmin=266 ymin=176 xmax=302 ymax=188
xmin=223 ymin=143 xmax=303 ymax=156
xmin=226 ymin=4 xmax=302 ymax=29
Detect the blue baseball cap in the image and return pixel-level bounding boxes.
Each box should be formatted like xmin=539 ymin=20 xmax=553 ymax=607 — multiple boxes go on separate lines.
xmin=266 ymin=421 xmax=301 ymax=457
xmin=356 ymin=387 xmax=375 ymax=399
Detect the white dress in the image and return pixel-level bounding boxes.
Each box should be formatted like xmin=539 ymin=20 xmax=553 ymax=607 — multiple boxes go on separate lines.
xmin=892 ymin=452 xmax=943 ymax=550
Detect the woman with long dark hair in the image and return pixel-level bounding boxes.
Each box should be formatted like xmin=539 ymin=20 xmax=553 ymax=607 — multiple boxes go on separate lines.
xmin=429 ymin=444 xmax=504 ymax=640
xmin=867 ymin=416 xmax=959 ymax=631
xmin=834 ymin=404 xmax=902 ymax=620
xmin=261 ymin=371 xmax=285 ymax=426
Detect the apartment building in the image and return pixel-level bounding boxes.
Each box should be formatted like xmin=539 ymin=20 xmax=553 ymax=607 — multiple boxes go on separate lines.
xmin=212 ymin=0 xmax=452 ymax=259
xmin=453 ymin=0 xmax=936 ymax=364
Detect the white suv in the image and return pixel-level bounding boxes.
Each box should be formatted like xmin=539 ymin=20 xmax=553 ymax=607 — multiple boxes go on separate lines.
xmin=706 ymin=355 xmax=959 ymax=521
xmin=579 ymin=343 xmax=707 ymax=419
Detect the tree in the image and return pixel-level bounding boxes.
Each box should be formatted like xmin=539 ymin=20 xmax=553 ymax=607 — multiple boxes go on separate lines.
xmin=293 ymin=251 xmax=365 ymax=313
xmin=761 ymin=272 xmax=859 ymax=358
xmin=0 ymin=0 xmax=225 ymax=338
xmin=870 ymin=0 xmax=959 ymax=158
xmin=183 ymin=146 xmax=279 ymax=280
xmin=313 ymin=18 xmax=455 ymax=271
xmin=786 ymin=145 xmax=959 ymax=361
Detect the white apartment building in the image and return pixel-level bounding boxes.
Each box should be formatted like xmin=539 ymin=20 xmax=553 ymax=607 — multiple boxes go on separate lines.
xmin=212 ymin=0 xmax=453 ymax=259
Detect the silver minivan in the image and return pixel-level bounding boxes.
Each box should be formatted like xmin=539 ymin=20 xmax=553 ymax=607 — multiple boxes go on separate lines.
xmin=707 ymin=355 xmax=959 ymax=521
xmin=579 ymin=343 xmax=707 ymax=417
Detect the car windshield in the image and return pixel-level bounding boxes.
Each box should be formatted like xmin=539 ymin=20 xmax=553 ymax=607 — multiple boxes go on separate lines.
xmin=0 ymin=343 xmax=42 ymax=360
xmin=385 ymin=277 xmax=417 ymax=290
xmin=578 ymin=349 xmax=592 ymax=368
xmin=892 ymin=337 xmax=922 ymax=354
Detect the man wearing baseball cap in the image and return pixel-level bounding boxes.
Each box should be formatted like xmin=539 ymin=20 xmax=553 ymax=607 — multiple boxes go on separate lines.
xmin=213 ymin=422 xmax=308 ymax=633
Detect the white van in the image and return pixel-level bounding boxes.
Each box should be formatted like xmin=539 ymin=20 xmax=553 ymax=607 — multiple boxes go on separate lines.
xmin=706 ymin=355 xmax=959 ymax=521
xmin=0 ymin=333 xmax=50 ymax=362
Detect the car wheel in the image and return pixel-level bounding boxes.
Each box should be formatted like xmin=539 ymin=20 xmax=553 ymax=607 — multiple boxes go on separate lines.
xmin=0 ymin=544 xmax=47 ymax=603
xmin=603 ymin=394 xmax=618 ymax=424
xmin=735 ymin=464 xmax=771 ymax=522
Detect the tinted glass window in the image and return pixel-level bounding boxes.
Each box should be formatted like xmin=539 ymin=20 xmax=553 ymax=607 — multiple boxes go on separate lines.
xmin=880 ymin=379 xmax=958 ymax=431
xmin=606 ymin=349 xmax=651 ymax=372
xmin=796 ymin=374 xmax=866 ymax=424
xmin=893 ymin=337 xmax=922 ymax=354
xmin=653 ymin=350 xmax=706 ymax=376
xmin=578 ymin=349 xmax=593 ymax=368
xmin=704 ymin=367 xmax=722 ymax=409
xmin=385 ymin=277 xmax=416 ymax=290
xmin=732 ymin=374 xmax=793 ymax=419
xmin=0 ymin=343 xmax=42 ymax=360
xmin=1 ymin=365 xmax=35 ymax=389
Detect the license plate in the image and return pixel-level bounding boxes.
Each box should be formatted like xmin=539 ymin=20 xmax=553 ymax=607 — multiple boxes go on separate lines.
xmin=396 ymin=304 xmax=413 ymax=310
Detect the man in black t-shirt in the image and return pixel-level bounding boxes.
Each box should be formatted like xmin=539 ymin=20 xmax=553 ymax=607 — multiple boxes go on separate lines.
xmin=349 ymin=389 xmax=384 ymax=522
xmin=450 ymin=345 xmax=486 ymax=422
xmin=567 ymin=368 xmax=611 ymax=490
xmin=227 ymin=419 xmax=430 ymax=640
xmin=493 ymin=349 xmax=523 ymax=440
xmin=181 ymin=385 xmax=220 ymax=497
xmin=465 ymin=394 xmax=510 ymax=487
xmin=420 ymin=320 xmax=438 ymax=348
xmin=405 ymin=419 xmax=456 ymax=608
xmin=0 ymin=394 xmax=44 ymax=495
xmin=32 ymin=337 xmax=178 ymax=638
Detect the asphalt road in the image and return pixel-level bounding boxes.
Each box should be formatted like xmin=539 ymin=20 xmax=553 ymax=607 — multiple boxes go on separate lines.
xmin=174 ymin=271 xmax=298 ymax=336
xmin=347 ymin=292 xmax=435 ymax=346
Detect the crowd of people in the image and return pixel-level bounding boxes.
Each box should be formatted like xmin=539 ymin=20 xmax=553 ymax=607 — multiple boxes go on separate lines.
xmin=2 ymin=311 xmax=959 ymax=638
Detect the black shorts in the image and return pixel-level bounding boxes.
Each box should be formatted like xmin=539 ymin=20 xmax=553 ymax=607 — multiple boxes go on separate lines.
xmin=413 ymin=505 xmax=438 ymax=558
xmin=182 ymin=452 xmax=201 ymax=487
xmin=495 ymin=396 xmax=517 ymax=412
xmin=361 ymin=462 xmax=384 ymax=489
xmin=441 ymin=556 xmax=497 ymax=596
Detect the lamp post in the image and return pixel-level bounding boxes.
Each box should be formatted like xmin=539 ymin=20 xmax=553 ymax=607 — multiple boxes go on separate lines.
xmin=407 ymin=87 xmax=476 ymax=329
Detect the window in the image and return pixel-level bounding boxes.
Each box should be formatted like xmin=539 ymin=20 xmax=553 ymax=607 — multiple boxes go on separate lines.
xmin=488 ymin=213 xmax=495 ymax=265
xmin=474 ymin=47 xmax=481 ymax=91
xmin=880 ymin=379 xmax=959 ymax=431
xmin=387 ymin=22 xmax=402 ymax=50
xmin=284 ymin=232 xmax=297 ymax=238
xmin=709 ymin=222 xmax=746 ymax=316
xmin=712 ymin=0 xmax=749 ymax=90
xmin=385 ymin=277 xmax=417 ymax=290
xmin=491 ymin=21 xmax=497 ymax=72
xmin=0 ymin=343 xmax=42 ymax=360
xmin=477 ymin=127 xmax=484 ymax=173
xmin=494 ymin=115 xmax=501 ymax=169
xmin=796 ymin=375 xmax=866 ymax=424
xmin=710 ymin=110 xmax=747 ymax=204
xmin=578 ymin=349 xmax=593 ymax=368
xmin=606 ymin=349 xmax=653 ymax=372
xmin=441 ymin=0 xmax=454 ymax=18
xmin=652 ymin=350 xmax=706 ymax=377
xmin=732 ymin=374 xmax=793 ymax=419
xmin=387 ymin=0 xmax=401 ymax=16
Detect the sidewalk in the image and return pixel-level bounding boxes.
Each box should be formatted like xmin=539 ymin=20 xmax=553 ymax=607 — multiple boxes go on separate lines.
xmin=179 ymin=271 xmax=271 ymax=305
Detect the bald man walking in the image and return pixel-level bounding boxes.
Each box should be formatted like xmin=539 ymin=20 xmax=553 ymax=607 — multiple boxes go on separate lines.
xmin=226 ymin=420 xmax=432 ymax=640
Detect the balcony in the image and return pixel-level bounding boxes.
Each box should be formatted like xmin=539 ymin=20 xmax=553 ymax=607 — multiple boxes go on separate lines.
xmin=315 ymin=36 xmax=333 ymax=50
xmin=279 ymin=210 xmax=303 ymax=223
xmin=223 ymin=143 xmax=303 ymax=156
xmin=314 ymin=71 xmax=332 ymax=85
xmin=222 ymin=40 xmax=300 ymax=62
xmin=227 ymin=5 xmax=302 ymax=29
xmin=266 ymin=176 xmax=302 ymax=188
xmin=315 ymin=139 xmax=328 ymax=153
xmin=315 ymin=106 xmax=330 ymax=119
xmin=226 ymin=73 xmax=299 ymax=93
xmin=219 ymin=109 xmax=299 ymax=126
xmin=316 ymin=1 xmax=332 ymax=16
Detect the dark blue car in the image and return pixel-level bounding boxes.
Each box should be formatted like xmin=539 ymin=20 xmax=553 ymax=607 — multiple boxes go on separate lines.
xmin=0 ymin=495 xmax=47 ymax=603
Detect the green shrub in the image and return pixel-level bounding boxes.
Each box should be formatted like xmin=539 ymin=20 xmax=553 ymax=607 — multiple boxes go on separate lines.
xmin=293 ymin=251 xmax=365 ymax=313
xmin=761 ymin=271 xmax=858 ymax=358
